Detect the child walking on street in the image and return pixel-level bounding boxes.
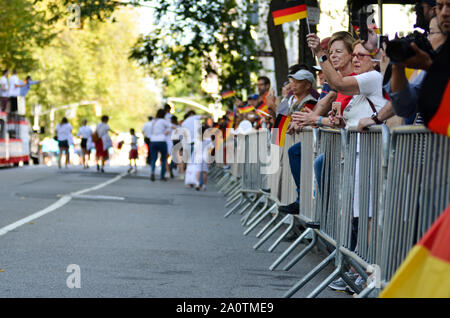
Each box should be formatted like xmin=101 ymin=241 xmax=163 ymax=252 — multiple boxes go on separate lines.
xmin=128 ymin=128 xmax=138 ymax=173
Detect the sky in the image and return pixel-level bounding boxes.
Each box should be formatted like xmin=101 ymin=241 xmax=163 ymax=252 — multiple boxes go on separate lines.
xmin=136 ymin=1 xmax=416 ymax=39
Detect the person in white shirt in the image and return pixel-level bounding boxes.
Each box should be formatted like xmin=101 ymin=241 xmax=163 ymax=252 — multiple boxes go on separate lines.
xmin=8 ymin=70 xmax=25 ymax=113
xmin=55 ymin=117 xmax=72 ymax=169
xmin=149 ymin=109 xmax=173 ymax=181
xmin=164 ymin=104 xmax=175 ymax=178
xmin=77 ymin=119 xmax=93 ymax=169
xmin=142 ymin=116 xmax=153 ymax=165
xmin=1 ymin=69 xmax=9 ymax=112
xmin=128 ymin=128 xmax=139 ymax=174
xmin=95 ymin=115 xmax=117 ymax=173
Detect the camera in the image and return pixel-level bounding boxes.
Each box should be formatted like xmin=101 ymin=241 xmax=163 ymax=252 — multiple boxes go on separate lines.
xmin=385 ymin=31 xmax=436 ymax=64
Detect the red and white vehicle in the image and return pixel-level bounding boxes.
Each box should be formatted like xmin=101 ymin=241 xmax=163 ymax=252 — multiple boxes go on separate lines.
xmin=0 ymin=111 xmax=31 ymax=166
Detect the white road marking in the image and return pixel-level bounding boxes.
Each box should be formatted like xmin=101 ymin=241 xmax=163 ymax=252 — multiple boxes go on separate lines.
xmin=73 ymin=194 xmax=125 ymax=201
xmin=0 ymin=172 xmax=127 ymax=237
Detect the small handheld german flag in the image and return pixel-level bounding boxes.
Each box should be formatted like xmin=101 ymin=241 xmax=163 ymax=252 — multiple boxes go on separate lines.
xmin=238 ymin=105 xmax=255 ymax=114
xmin=221 ymin=90 xmax=235 ymax=99
xmin=272 ymin=0 xmax=307 ymax=26
xmin=272 ymin=114 xmax=291 ymax=147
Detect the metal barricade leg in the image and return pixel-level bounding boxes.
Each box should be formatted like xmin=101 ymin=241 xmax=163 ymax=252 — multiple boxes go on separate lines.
xmin=253 ymin=214 xmax=290 ymax=250
xmin=306 ymin=265 xmax=341 ymax=298
xmin=243 ymin=202 xmax=277 ymax=236
xmin=282 ymin=250 xmax=336 ymax=298
xmin=225 ymin=190 xmax=242 ymax=208
xmin=267 ymin=215 xmax=296 ymax=252
xmin=256 ymin=208 xmax=280 ymax=238
xmin=224 ymin=194 xmax=244 ymax=218
xmin=241 ymin=195 xmax=266 ymax=226
xmin=269 ymin=228 xmax=313 ymax=271
xmin=282 ymin=231 xmax=318 ymax=271
xmin=244 ymin=196 xmax=269 ymax=227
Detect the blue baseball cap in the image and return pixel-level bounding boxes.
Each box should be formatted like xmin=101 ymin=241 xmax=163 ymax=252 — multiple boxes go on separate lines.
xmin=248 ymin=94 xmax=259 ymax=100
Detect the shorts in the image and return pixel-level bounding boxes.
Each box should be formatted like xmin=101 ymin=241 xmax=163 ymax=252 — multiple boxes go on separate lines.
xmin=1 ymin=97 xmax=8 ymax=111
xmin=129 ymin=149 xmax=138 ymax=160
xmin=81 ymin=138 xmax=88 ymax=150
xmin=58 ymin=140 xmax=69 ymax=149
xmin=9 ymin=97 xmax=17 ymax=112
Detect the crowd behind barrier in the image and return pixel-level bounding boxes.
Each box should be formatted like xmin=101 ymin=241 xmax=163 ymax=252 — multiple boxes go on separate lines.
xmin=209 ymin=124 xmax=449 ymax=298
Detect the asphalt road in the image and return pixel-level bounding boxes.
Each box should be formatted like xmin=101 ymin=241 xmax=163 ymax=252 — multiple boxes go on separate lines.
xmin=0 ymin=164 xmax=350 ymax=298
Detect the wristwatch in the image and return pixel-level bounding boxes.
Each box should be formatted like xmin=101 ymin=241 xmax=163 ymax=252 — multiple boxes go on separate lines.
xmin=371 ymin=113 xmax=383 ymax=124
xmin=318 ymin=54 xmax=328 ymax=63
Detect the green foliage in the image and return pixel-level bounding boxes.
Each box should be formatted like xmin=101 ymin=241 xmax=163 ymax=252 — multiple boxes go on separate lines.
xmin=27 ymin=8 xmax=158 ymax=134
xmin=130 ymin=0 xmax=263 ymax=97
xmin=0 ymin=0 xmax=55 ymax=72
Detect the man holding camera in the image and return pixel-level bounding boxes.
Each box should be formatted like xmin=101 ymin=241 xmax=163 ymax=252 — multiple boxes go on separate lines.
xmin=357 ymin=0 xmax=449 ymax=131
xmin=388 ymin=0 xmax=448 ymax=121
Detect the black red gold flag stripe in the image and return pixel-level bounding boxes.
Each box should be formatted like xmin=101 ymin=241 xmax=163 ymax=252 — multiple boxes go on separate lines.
xmin=272 ymin=114 xmax=291 ymax=147
xmin=272 ymin=1 xmax=307 ymax=26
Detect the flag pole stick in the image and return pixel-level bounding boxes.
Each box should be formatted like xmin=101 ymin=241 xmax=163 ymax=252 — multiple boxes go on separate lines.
xmin=305 ymin=15 xmax=316 ymax=61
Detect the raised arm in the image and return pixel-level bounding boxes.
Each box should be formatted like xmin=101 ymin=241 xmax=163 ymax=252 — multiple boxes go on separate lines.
xmin=307 ymin=33 xmax=361 ymax=96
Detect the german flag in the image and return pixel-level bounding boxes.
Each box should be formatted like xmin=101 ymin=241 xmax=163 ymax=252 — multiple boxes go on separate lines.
xmin=271 ymin=114 xmax=291 ymax=147
xmin=272 ymin=0 xmax=307 ymax=26
xmin=238 ymin=105 xmax=255 ymax=114
xmin=418 ymin=38 xmax=450 ymax=137
xmin=380 ymin=204 xmax=450 ymax=298
xmin=221 ymin=90 xmax=235 ymax=99
xmin=256 ymin=102 xmax=268 ymax=114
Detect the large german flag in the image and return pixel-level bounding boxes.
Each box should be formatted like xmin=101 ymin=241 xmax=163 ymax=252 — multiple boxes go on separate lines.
xmin=380 ymin=204 xmax=450 ymax=298
xmin=418 ymin=38 xmax=450 ymax=137
xmin=272 ymin=0 xmax=307 ymax=26
xmin=272 ymin=114 xmax=291 ymax=147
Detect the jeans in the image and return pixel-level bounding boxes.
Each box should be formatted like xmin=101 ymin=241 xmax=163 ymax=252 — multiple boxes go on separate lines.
xmin=288 ymin=142 xmax=301 ymax=203
xmin=150 ymin=141 xmax=168 ymax=178
xmin=314 ymin=153 xmax=324 ymax=191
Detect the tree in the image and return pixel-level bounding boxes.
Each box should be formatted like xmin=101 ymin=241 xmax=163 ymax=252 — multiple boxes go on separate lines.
xmin=130 ymin=0 xmax=263 ymax=97
xmin=0 ymin=0 xmax=55 ymax=72
xmin=27 ymin=8 xmax=159 ymax=133
xmin=267 ymin=0 xmax=289 ymax=95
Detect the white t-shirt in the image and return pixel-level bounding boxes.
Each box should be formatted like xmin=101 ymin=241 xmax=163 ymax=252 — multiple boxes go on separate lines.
xmin=343 ymin=70 xmax=388 ymax=128
xmin=56 ymin=123 xmax=72 ymax=141
xmin=0 ymin=76 xmax=9 ymax=97
xmin=8 ymin=75 xmax=20 ymax=97
xmin=77 ymin=125 xmax=93 ymax=139
xmin=142 ymin=121 xmax=153 ymax=138
xmin=148 ymin=118 xmax=171 ymax=142
xmin=131 ymin=135 xmax=138 ymax=150
xmin=96 ymin=122 xmax=110 ymax=138
xmin=181 ymin=115 xmax=202 ymax=143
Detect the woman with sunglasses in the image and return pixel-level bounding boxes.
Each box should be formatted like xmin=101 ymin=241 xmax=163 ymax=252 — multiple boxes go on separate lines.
xmin=307 ymin=34 xmax=388 ymax=128
xmin=306 ymin=33 xmax=390 ymax=294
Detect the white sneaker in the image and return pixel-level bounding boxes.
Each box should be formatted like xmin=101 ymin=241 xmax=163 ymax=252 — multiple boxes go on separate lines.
xmin=201 ymin=185 xmax=206 ymax=191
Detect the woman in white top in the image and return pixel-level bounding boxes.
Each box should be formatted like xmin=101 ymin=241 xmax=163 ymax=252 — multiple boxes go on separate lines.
xmin=55 ymin=117 xmax=72 ymax=169
xmin=95 ymin=115 xmax=117 ymax=173
xmin=149 ymin=109 xmax=172 ymax=181
xmin=77 ymin=119 xmax=93 ymax=169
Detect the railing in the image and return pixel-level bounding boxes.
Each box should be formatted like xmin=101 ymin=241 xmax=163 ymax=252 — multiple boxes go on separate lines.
xmin=209 ymin=125 xmax=450 ymax=298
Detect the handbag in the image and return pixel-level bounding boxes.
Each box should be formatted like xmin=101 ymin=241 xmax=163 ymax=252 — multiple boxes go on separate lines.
xmin=91 ymin=130 xmax=99 ymax=143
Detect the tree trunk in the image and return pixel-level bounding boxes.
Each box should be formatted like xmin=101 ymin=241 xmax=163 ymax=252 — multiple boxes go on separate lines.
xmin=298 ymin=0 xmax=319 ymax=70
xmin=267 ymin=0 xmax=289 ymax=96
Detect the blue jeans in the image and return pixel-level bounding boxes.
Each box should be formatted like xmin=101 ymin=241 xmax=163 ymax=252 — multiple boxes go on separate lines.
xmin=288 ymin=142 xmax=301 ymax=203
xmin=150 ymin=141 xmax=168 ymax=178
xmin=314 ymin=153 xmax=324 ymax=191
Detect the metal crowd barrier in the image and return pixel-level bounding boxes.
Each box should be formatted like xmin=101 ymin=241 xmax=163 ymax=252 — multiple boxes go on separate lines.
xmin=211 ymin=124 xmax=449 ymax=298
xmin=380 ymin=126 xmax=450 ymax=286
xmin=269 ymin=127 xmax=318 ymax=271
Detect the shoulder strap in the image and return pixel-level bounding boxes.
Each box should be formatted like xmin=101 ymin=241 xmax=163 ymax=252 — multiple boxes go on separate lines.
xmin=366 ymin=97 xmax=377 ymax=113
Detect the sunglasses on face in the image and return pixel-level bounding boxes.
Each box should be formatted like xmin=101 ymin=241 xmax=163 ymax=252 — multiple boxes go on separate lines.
xmin=351 ymin=52 xmax=372 ymax=60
